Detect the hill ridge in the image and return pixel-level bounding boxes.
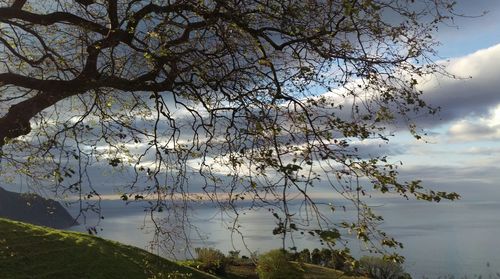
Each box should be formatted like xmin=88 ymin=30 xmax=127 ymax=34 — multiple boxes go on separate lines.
xmin=0 ymin=218 xmax=215 ymax=279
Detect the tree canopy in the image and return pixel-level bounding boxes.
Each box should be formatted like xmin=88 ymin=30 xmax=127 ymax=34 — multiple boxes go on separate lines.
xmin=0 ymin=0 xmax=459 ymax=264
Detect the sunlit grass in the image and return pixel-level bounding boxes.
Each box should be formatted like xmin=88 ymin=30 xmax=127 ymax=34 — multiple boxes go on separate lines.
xmin=0 ymin=218 xmax=214 ymax=279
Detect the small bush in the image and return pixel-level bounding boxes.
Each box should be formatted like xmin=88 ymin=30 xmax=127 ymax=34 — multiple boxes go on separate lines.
xmin=256 ymin=249 xmax=304 ymax=279
xmin=291 ymin=248 xmax=351 ymax=272
xmin=227 ymin=250 xmax=241 ymax=264
xmin=323 ymin=248 xmax=351 ymax=272
xmin=311 ymin=248 xmax=321 ymax=265
xmin=228 ymin=250 xmax=240 ymax=259
xmin=359 ymin=256 xmax=411 ymax=279
xmin=147 ymin=270 xmax=193 ymax=279
xmin=194 ymin=247 xmax=227 ymax=275
xmin=297 ymin=249 xmax=311 ymax=263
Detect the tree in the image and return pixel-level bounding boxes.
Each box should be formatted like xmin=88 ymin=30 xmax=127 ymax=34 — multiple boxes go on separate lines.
xmin=297 ymin=248 xmax=311 ymax=264
xmin=0 ymin=0 xmax=459 ymax=262
xmin=359 ymin=256 xmax=411 ymax=279
xmin=311 ymin=248 xmax=321 ymax=265
xmin=256 ymin=249 xmax=303 ymax=279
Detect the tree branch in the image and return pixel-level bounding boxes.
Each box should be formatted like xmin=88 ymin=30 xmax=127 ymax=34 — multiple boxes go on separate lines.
xmin=108 ymin=0 xmax=119 ymax=29
xmin=11 ymin=0 xmax=27 ymax=9
xmin=0 ymin=8 xmax=108 ymax=35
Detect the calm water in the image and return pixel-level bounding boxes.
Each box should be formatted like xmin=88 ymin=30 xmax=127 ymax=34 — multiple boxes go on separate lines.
xmin=68 ymin=198 xmax=500 ymax=278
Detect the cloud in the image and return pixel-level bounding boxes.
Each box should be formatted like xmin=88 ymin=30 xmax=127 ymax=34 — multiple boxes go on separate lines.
xmin=10 ymin=42 xmax=500 ymax=204
xmin=463 ymin=146 xmax=500 ymax=155
xmin=395 ymin=163 xmax=500 ymax=201
xmin=311 ymin=44 xmax=500 ymax=135
xmin=445 ymin=104 xmax=500 ymax=142
xmin=63 ymin=44 xmax=500 ymax=164
xmin=447 ymin=120 xmax=500 ymax=142
xmin=347 ymin=140 xmax=405 ymax=158
xmin=417 ymin=44 xmax=500 ymax=127
xmin=55 ymin=41 xmax=500 ymax=190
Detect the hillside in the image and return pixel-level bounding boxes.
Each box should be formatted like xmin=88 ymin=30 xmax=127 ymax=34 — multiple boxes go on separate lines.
xmin=0 ymin=187 xmax=76 ymax=229
xmin=0 ymin=218 xmax=215 ymax=279
xmin=0 ymin=217 xmax=369 ymax=279
xmin=223 ymin=262 xmax=369 ymax=279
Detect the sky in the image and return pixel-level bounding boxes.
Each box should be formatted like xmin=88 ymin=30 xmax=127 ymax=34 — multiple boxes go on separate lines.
xmin=64 ymin=0 xmax=500 ymax=202
xmin=381 ymin=0 xmax=500 ymax=201
xmin=3 ymin=0 xmax=500 ymax=204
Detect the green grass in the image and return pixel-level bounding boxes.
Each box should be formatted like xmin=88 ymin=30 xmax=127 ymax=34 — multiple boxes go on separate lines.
xmin=0 ymin=218 xmax=369 ymax=279
xmin=298 ymin=262 xmax=368 ymax=279
xmin=190 ymin=261 xmax=369 ymax=279
xmin=0 ymin=218 xmax=216 ymax=279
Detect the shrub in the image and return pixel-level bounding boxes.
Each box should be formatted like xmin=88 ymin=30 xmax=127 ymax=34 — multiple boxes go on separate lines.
xmin=311 ymin=248 xmax=321 ymax=265
xmin=358 ymin=256 xmax=411 ymax=279
xmin=228 ymin=250 xmax=240 ymax=259
xmin=227 ymin=250 xmax=241 ymax=264
xmin=256 ymin=249 xmax=304 ymax=279
xmin=323 ymin=248 xmax=350 ymax=271
xmin=298 ymin=249 xmax=311 ymax=263
xmin=194 ymin=247 xmax=227 ymax=275
xmin=318 ymin=248 xmax=332 ymax=265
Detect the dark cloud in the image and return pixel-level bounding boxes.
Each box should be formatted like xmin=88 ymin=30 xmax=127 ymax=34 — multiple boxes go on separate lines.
xmin=426 ymin=50 xmax=500 ymax=119
xmin=401 ymin=44 xmax=500 ymax=129
xmin=306 ymin=44 xmax=500 ymax=135
xmin=346 ymin=140 xmax=405 ymax=159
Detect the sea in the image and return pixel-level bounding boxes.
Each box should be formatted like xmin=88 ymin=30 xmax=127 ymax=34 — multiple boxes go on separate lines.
xmin=68 ymin=197 xmax=500 ymax=278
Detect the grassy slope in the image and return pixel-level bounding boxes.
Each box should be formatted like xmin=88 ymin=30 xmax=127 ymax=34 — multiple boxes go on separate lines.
xmin=224 ymin=263 xmax=368 ymax=279
xmin=0 ymin=218 xmax=367 ymax=279
xmin=299 ymin=263 xmax=368 ymax=279
xmin=0 ymin=218 xmax=215 ymax=279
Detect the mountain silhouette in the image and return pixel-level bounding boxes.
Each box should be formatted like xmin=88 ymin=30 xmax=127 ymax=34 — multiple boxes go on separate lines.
xmin=0 ymin=187 xmax=77 ymax=229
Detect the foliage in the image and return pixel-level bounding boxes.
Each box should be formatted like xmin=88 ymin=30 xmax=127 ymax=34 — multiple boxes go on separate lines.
xmin=226 ymin=250 xmax=253 ymax=267
xmin=298 ymin=263 xmax=368 ymax=279
xmin=256 ymin=249 xmax=304 ymax=279
xmin=358 ymin=256 xmax=411 ymax=279
xmin=0 ymin=218 xmax=211 ymax=279
xmin=147 ymin=270 xmax=193 ymax=279
xmin=195 ymin=247 xmax=228 ymax=275
xmin=0 ymin=0 xmax=461 ymax=260
xmin=321 ymin=248 xmax=350 ymax=271
xmin=328 ymin=249 xmax=351 ymax=272
xmin=311 ymin=248 xmax=322 ymax=265
xmin=292 ymin=248 xmax=353 ymax=273
xmin=228 ymin=250 xmax=241 ymax=260
xmin=297 ymin=248 xmax=311 ymax=264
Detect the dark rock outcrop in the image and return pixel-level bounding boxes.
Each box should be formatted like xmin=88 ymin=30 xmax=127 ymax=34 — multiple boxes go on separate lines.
xmin=0 ymin=187 xmax=77 ymax=229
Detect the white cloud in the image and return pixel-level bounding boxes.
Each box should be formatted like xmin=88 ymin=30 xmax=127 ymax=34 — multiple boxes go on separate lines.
xmin=416 ymin=44 xmax=500 ymax=127
xmin=447 ymin=105 xmax=500 ymax=142
xmin=313 ymin=43 xmax=500 ymax=133
xmin=447 ymin=121 xmax=500 ymax=142
xmin=463 ymin=146 xmax=500 ymax=155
